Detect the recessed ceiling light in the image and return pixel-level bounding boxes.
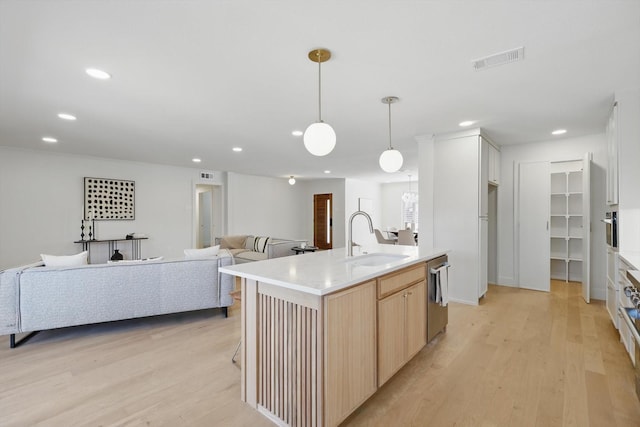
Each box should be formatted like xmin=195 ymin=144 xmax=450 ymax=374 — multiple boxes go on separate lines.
xmin=552 ymin=129 xmax=567 ymax=135
xmin=459 ymin=120 xmax=475 ymax=127
xmin=232 ymin=147 xmax=243 ymax=152
xmin=192 ymin=158 xmax=201 ymax=163
xmin=324 ymin=170 xmax=331 ymax=174
xmin=85 ymin=68 xmax=111 ymax=80
xmin=58 ymin=113 xmax=77 ymax=121
xmin=42 ymin=137 xmax=58 ymax=143
xmin=291 ymin=130 xmax=303 ymax=137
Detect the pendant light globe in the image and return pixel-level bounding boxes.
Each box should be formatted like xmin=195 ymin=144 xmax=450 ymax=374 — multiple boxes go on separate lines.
xmin=379 ymin=148 xmax=403 ymax=173
xmin=304 ymin=122 xmax=336 ymax=156
xmin=379 ymin=96 xmax=403 ymax=173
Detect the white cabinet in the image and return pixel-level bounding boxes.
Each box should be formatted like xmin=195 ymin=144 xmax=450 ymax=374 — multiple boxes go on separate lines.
xmin=618 ymin=255 xmax=635 ymax=364
xmin=606 ymin=247 xmax=618 ymax=329
xmin=433 ymin=130 xmax=489 ymax=304
xmin=488 ymin=143 xmax=500 ymax=186
xmin=606 ymin=102 xmax=618 ymax=206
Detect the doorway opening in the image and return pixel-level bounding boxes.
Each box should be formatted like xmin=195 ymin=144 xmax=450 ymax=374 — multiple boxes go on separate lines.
xmin=314 ymin=193 xmax=333 ymax=250
xmin=194 ymin=184 xmax=223 ymax=248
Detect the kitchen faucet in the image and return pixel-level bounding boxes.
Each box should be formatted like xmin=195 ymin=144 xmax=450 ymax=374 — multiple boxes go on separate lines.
xmin=348 ymin=210 xmax=374 ymax=256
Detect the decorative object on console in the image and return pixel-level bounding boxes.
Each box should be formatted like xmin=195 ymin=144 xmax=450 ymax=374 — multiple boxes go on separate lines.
xmin=110 ymin=249 xmax=123 ymax=261
xmin=84 ymin=177 xmax=135 ymax=220
xmin=41 ymin=251 xmax=88 ymax=267
xmin=379 ymin=96 xmax=403 ymax=173
xmin=303 ymin=48 xmax=336 ymax=157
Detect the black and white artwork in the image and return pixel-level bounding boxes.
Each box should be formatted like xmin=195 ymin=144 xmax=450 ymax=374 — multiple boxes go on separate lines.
xmin=84 ymin=177 xmax=135 ymax=220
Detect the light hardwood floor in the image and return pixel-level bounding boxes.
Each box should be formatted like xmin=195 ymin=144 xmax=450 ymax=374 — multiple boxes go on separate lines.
xmin=1 ymin=281 xmax=639 ymax=426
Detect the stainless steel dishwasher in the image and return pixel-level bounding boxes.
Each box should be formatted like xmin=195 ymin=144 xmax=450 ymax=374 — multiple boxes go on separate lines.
xmin=427 ymin=255 xmax=449 ymax=342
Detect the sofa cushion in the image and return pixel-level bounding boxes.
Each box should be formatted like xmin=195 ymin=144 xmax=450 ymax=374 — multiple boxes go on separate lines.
xmin=220 ymin=235 xmax=248 ymax=250
xmin=41 ymin=251 xmax=88 ymax=267
xmin=228 ymin=248 xmax=249 ymax=256
xmin=253 ymin=236 xmax=271 ymax=253
xmin=184 ymin=245 xmax=220 ymax=259
xmin=235 ymin=251 xmax=268 ymax=262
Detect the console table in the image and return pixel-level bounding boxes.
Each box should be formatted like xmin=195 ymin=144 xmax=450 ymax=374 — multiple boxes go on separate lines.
xmin=74 ymin=237 xmax=147 ymax=263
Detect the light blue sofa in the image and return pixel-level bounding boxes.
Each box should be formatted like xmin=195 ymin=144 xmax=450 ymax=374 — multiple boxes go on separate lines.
xmin=0 ymin=253 xmax=235 ymax=348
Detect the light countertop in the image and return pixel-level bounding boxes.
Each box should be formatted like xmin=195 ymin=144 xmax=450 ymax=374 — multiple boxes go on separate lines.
xmin=219 ymin=244 xmax=448 ymax=296
xmin=619 ymin=251 xmax=640 ymax=271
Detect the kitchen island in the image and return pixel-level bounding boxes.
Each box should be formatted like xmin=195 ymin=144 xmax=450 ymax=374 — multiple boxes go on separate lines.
xmin=220 ymin=244 xmax=449 ymax=427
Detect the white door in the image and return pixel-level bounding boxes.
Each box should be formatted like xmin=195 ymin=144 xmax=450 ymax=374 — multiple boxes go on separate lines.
xmin=198 ymin=190 xmax=212 ymax=248
xmin=518 ymin=161 xmax=551 ymax=292
xmin=582 ymin=152 xmax=592 ymax=303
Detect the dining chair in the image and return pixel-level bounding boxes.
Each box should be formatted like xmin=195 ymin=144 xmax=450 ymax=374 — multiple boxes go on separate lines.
xmin=397 ymin=229 xmax=416 ymax=246
xmin=374 ymin=229 xmax=396 ymax=245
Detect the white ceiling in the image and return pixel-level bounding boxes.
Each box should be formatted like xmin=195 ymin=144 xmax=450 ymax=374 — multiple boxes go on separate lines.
xmin=1 ymin=1 xmax=639 ymax=183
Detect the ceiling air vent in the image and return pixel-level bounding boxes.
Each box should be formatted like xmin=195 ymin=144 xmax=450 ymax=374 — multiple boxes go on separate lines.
xmin=472 ymin=46 xmax=524 ymax=71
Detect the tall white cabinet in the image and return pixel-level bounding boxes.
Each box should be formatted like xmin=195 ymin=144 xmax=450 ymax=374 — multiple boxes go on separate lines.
xmin=433 ymin=129 xmax=494 ymax=305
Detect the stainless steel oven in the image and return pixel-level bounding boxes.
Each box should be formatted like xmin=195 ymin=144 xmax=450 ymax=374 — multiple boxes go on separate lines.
xmin=605 ymin=211 xmax=618 ymax=248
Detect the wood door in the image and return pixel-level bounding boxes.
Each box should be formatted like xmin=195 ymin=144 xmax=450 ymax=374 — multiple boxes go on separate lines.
xmin=314 ymin=193 xmax=333 ymax=249
xmin=405 ymin=280 xmax=427 ymax=360
xmin=518 ymin=161 xmax=550 ymax=292
xmin=377 ymin=290 xmax=406 ymax=386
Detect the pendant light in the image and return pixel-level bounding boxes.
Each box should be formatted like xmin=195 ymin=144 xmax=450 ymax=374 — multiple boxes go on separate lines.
xmin=288 ymin=176 xmax=296 ymax=185
xmin=304 ymin=49 xmax=336 ymax=156
xmin=379 ymin=96 xmax=403 ymax=173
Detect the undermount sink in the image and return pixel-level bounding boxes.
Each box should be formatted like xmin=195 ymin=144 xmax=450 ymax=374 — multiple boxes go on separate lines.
xmin=345 ymin=253 xmax=409 ymax=267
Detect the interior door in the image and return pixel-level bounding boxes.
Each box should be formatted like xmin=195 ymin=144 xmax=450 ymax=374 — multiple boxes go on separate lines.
xmin=198 ymin=191 xmax=212 ymax=248
xmin=518 ymin=161 xmax=551 ymax=292
xmin=314 ymin=193 xmax=333 ymax=249
xmin=582 ymin=152 xmax=592 ymax=303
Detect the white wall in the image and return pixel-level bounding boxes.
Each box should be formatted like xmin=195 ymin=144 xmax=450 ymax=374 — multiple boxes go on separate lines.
xmin=380 ymin=181 xmax=419 ymax=233
xmin=498 ymin=134 xmax=607 ymax=300
xmin=345 ymin=179 xmax=382 ymax=249
xmin=226 ymin=172 xmax=306 ymax=239
xmin=417 ymin=135 xmax=435 ymax=248
xmin=0 ymin=147 xmax=210 ymax=269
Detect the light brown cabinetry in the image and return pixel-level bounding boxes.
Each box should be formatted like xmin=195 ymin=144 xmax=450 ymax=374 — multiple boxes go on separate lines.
xmin=324 ymin=281 xmax=377 ymax=427
xmin=377 ymin=264 xmax=427 ymax=386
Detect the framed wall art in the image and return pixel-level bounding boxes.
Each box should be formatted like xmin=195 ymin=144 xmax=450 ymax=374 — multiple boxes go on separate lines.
xmin=84 ymin=177 xmax=135 ymax=220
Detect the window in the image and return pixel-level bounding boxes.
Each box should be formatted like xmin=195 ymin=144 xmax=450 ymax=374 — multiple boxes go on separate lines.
xmin=401 ymin=192 xmax=419 ymax=232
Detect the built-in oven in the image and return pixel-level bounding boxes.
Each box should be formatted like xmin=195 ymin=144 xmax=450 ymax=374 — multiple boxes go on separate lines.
xmin=605 ymin=211 xmax=618 ymax=248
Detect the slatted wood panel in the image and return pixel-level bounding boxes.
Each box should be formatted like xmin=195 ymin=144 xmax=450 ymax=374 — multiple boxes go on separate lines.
xmin=257 ymin=293 xmax=322 ymax=426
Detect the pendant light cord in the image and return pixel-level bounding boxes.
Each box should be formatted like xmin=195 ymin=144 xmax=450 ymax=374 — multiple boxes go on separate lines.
xmin=388 ymin=101 xmax=393 ymax=149
xmin=318 ymin=59 xmax=322 ymax=122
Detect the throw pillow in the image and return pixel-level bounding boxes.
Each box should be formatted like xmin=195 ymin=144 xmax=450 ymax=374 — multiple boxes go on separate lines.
xmin=41 ymin=251 xmax=88 ymax=267
xmin=220 ymin=235 xmax=247 ymax=249
xmin=253 ymin=236 xmax=271 ymax=253
xmin=244 ymin=236 xmax=256 ymax=250
xmin=184 ymin=245 xmax=220 ymax=259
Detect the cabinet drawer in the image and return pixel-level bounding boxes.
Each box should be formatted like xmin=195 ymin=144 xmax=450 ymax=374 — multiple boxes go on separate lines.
xmin=377 ymin=264 xmax=425 ymax=299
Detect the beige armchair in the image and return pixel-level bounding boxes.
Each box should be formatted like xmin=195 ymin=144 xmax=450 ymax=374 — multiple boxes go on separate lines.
xmin=397 ymin=229 xmax=416 ymax=246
